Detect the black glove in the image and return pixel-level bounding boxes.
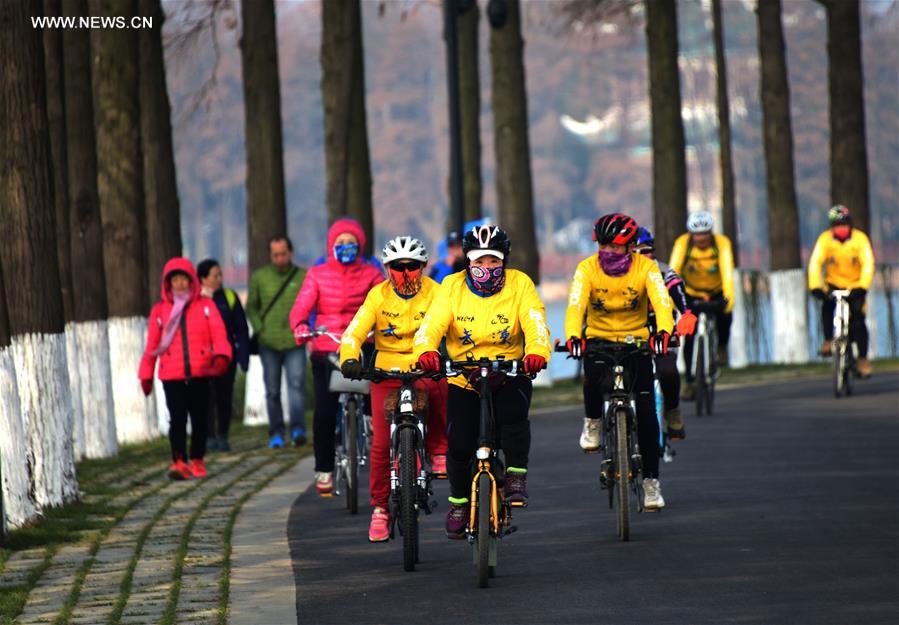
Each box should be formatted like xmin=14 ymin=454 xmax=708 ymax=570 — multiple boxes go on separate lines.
xmin=650 ymin=330 xmax=671 ymax=356
xmin=849 ymin=287 xmax=866 ymax=299
xmin=810 ymin=288 xmax=826 ymax=301
xmin=341 ymin=359 xmax=363 ymax=380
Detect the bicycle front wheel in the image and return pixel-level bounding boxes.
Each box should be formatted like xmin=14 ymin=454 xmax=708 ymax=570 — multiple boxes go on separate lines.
xmin=399 ymin=428 xmax=417 ymax=572
xmin=616 ymin=409 xmax=630 ymax=542
xmin=477 ymin=472 xmax=492 ymax=588
xmin=695 ymin=339 xmax=707 ymax=417
xmin=346 ymin=399 xmax=359 ymax=514
xmin=833 ymin=344 xmax=845 ymax=398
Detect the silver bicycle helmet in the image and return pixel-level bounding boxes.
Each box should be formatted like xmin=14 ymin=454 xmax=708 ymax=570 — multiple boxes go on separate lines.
xmin=381 ymin=236 xmax=429 ymax=264
xmin=687 ymin=211 xmax=714 ymax=234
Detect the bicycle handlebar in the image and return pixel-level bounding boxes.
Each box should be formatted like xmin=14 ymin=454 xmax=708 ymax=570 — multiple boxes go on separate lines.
xmin=443 ymin=357 xmax=528 ymax=378
xmin=359 ymin=368 xmax=441 ymax=383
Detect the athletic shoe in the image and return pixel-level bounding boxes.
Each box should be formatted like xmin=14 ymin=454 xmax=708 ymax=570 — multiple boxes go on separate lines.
xmin=368 ymin=507 xmax=390 ymax=542
xmin=291 ymin=427 xmax=307 ymax=447
xmin=681 ymin=383 xmax=696 ymax=401
xmin=269 ymin=434 xmax=285 ymax=449
xmin=819 ymin=340 xmax=833 ymax=357
xmin=667 ymin=408 xmax=685 ymax=440
xmin=315 ymin=472 xmax=333 ymax=495
xmin=503 ymin=470 xmax=528 ymax=504
xmin=579 ymin=418 xmax=601 ymax=451
xmin=445 ymin=503 xmax=467 ymax=539
xmin=188 ymin=458 xmax=207 ymax=479
xmin=218 ymin=438 xmax=231 ymax=452
xmin=430 ymin=454 xmax=447 ymax=476
xmin=207 ymin=437 xmax=220 ymax=452
xmin=167 ymin=459 xmax=191 ymax=481
xmin=857 ymin=358 xmax=872 ymax=378
xmin=643 ymin=478 xmax=665 ymax=511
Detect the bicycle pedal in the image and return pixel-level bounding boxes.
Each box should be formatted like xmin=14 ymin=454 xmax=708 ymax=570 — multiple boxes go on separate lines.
xmin=503 ymin=525 xmax=518 ymax=536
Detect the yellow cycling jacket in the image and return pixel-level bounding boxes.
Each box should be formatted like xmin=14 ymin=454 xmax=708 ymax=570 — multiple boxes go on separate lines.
xmin=669 ymin=233 xmax=735 ymax=313
xmin=339 ymin=277 xmax=439 ymax=372
xmin=565 ymin=253 xmax=674 ymax=343
xmin=807 ymin=229 xmax=875 ymax=291
xmin=413 ymin=270 xmax=552 ymax=388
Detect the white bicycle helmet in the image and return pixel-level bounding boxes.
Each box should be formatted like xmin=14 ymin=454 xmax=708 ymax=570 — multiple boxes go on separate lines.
xmin=381 ymin=236 xmax=429 ymax=264
xmin=687 ymin=210 xmax=714 ymax=234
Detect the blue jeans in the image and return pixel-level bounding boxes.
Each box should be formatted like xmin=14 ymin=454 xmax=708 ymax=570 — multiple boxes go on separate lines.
xmin=259 ymin=345 xmax=307 ymax=437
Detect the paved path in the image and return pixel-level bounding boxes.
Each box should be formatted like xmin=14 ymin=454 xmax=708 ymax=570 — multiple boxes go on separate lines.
xmin=0 ymin=439 xmax=303 ymax=625
xmin=287 ymin=374 xmax=899 ymax=625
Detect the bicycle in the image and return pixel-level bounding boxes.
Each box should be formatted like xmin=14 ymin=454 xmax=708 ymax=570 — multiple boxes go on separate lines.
xmin=362 ymin=367 xmax=444 ymax=572
xmin=443 ymin=356 xmax=531 ymax=588
xmin=654 ymin=366 xmax=676 ymax=465
xmin=830 ymin=289 xmax=856 ymax=398
xmin=556 ymin=338 xmax=651 ymax=541
xmin=689 ymin=300 xmax=721 ymax=417
xmin=299 ymin=327 xmax=372 ymax=514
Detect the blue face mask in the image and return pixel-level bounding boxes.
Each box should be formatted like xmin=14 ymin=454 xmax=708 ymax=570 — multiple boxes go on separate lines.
xmin=334 ymin=243 xmax=359 ymax=264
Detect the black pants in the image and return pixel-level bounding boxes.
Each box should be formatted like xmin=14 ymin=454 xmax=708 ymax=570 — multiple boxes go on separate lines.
xmin=821 ymin=290 xmax=868 ymax=357
xmin=163 ymin=378 xmax=210 ymax=462
xmin=655 ymin=352 xmax=680 ymax=410
xmin=683 ymin=293 xmax=731 ymax=381
xmin=582 ymin=344 xmax=660 ymax=479
xmin=311 ymin=353 xmax=341 ymax=473
xmin=447 ymin=377 xmax=533 ymax=500
xmin=209 ymin=363 xmax=236 ymax=439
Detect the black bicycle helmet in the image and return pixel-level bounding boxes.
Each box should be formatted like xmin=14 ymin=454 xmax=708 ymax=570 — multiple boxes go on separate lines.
xmin=593 ymin=213 xmax=638 ymax=246
xmin=462 ymin=224 xmax=511 ymax=260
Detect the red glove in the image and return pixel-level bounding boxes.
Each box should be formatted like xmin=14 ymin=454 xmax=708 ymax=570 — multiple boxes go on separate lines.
xmin=294 ymin=323 xmax=311 ymax=346
xmin=650 ymin=331 xmax=671 ymax=356
xmin=523 ymin=354 xmax=547 ymax=375
xmin=676 ymin=311 xmax=697 ymax=337
xmin=417 ymin=351 xmax=441 ymax=373
xmin=140 ymin=378 xmax=153 ymax=397
xmin=566 ymin=336 xmax=584 ymax=359
xmin=212 ymin=355 xmax=230 ymax=376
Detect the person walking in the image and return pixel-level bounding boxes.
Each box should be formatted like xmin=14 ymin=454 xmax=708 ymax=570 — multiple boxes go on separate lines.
xmin=139 ymin=258 xmax=232 ymax=480
xmin=290 ymin=218 xmax=385 ymax=495
xmin=246 ymin=236 xmax=308 ymax=448
xmin=198 ymin=258 xmax=250 ymax=452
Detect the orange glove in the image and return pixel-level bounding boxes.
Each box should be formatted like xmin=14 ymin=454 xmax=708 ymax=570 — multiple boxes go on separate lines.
xmin=676 ymin=311 xmax=697 ymax=336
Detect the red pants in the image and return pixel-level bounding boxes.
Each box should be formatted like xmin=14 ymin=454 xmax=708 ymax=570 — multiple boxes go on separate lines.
xmin=369 ymin=377 xmax=448 ymax=509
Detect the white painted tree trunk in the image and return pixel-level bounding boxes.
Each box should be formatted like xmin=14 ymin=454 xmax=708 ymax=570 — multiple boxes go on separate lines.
xmin=73 ymin=320 xmax=118 ymax=459
xmin=154 ymin=374 xmax=170 ymax=436
xmin=729 ymin=269 xmax=750 ymax=369
xmin=243 ymin=354 xmax=290 ymax=427
xmin=65 ymin=323 xmax=86 ymax=460
xmin=0 ymin=346 xmax=39 ymax=530
xmin=108 ymin=316 xmax=159 ymax=444
xmin=769 ymin=269 xmax=810 ymax=364
xmin=11 ymin=333 xmax=79 ymax=507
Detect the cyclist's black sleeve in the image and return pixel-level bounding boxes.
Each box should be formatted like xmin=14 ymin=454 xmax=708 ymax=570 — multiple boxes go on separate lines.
xmin=667 ymin=278 xmax=689 ymax=315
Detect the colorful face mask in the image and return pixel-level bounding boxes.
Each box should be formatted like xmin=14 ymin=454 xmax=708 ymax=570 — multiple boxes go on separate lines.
xmin=598 ymin=250 xmax=633 ymax=277
xmin=832 ymin=225 xmax=851 ymax=241
xmin=388 ymin=261 xmax=424 ymax=296
xmin=334 ymin=243 xmax=359 ymax=264
xmin=467 ymin=264 xmax=506 ymax=295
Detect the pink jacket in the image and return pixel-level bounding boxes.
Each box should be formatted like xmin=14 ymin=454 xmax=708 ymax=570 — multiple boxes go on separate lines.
xmin=139 ymin=257 xmax=233 ymax=381
xmin=289 ymin=218 xmax=384 ymax=354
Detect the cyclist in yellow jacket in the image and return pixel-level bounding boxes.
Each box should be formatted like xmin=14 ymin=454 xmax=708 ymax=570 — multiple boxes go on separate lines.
xmin=808 ymin=205 xmax=875 ymax=377
xmin=669 ymin=210 xmax=735 ymax=396
xmin=339 ymin=236 xmax=448 ymax=542
xmin=414 ymin=225 xmax=551 ymax=539
xmin=565 ymin=213 xmax=674 ymax=511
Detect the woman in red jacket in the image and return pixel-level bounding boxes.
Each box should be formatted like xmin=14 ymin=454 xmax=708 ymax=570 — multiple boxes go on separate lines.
xmin=290 ymin=218 xmax=384 ymax=494
xmin=139 ymin=258 xmax=233 ymax=480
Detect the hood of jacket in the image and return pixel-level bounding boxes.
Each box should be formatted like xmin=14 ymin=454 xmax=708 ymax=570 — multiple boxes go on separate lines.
xmin=160 ymin=257 xmax=200 ymax=304
xmin=327 ymin=217 xmax=367 ymax=265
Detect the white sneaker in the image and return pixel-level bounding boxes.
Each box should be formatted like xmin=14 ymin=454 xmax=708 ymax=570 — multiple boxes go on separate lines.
xmin=315 ymin=472 xmax=333 ymax=495
xmin=643 ymin=478 xmax=665 ymax=511
xmin=579 ymin=418 xmax=601 ymax=451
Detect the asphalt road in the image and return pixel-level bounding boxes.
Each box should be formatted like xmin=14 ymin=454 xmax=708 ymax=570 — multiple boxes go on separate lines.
xmin=288 ymin=373 xmax=899 ymax=625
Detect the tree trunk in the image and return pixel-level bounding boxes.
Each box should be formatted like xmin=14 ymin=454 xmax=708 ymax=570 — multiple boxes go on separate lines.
xmin=63 ymin=0 xmax=118 ymax=459
xmin=240 ymin=0 xmax=288 ymax=271
xmin=140 ymin=0 xmax=183 ymax=300
xmin=820 ymin=0 xmax=870 ymax=233
xmin=91 ymin=0 xmax=157 ymax=443
xmin=756 ymin=0 xmax=801 ymax=270
xmin=0 ymin=0 xmax=79 ymax=507
xmin=321 ymin=0 xmax=374 ymax=254
xmin=458 ymin=0 xmax=483 ymax=225
xmin=711 ymin=0 xmax=739 ymax=265
xmin=490 ymin=0 xmax=540 ymax=283
xmin=645 ymin=0 xmax=688 ymax=261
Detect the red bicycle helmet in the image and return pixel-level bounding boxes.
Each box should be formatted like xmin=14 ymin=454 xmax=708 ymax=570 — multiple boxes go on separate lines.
xmin=593 ymin=213 xmax=638 ymax=246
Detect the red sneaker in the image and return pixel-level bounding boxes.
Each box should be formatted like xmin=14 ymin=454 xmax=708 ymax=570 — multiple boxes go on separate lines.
xmin=188 ymin=459 xmax=207 ymax=479
xmin=168 ymin=459 xmax=191 ymax=481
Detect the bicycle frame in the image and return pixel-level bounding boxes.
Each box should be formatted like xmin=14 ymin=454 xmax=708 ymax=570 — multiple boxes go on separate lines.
xmin=831 ymin=290 xmax=852 ymax=347
xmin=690 ymin=309 xmax=718 ymax=385
xmin=830 ymin=289 xmax=856 ymax=397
